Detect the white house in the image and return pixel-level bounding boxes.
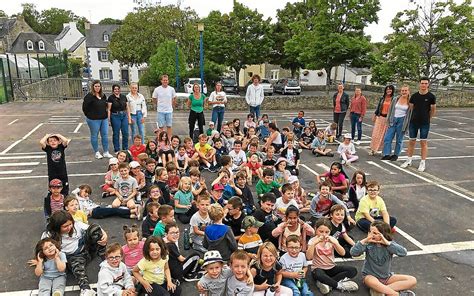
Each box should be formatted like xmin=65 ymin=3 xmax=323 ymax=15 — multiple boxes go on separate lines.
xmin=85 ymin=23 xmax=145 ymax=83
xmin=54 ymin=22 xmax=86 ymax=60
xmin=299 ymin=66 xmax=372 ymax=86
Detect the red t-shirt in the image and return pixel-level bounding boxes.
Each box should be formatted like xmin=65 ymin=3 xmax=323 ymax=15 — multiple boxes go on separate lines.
xmin=129 ymin=144 xmax=146 ymax=160
xmin=246 ymin=161 xmax=262 ymax=176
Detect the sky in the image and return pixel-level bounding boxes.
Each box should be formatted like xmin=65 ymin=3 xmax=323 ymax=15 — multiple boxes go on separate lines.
xmin=0 ymin=0 xmax=434 ymax=42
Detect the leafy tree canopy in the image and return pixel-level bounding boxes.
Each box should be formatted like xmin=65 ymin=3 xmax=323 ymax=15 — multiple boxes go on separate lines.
xmin=98 ymin=18 xmax=123 ymax=25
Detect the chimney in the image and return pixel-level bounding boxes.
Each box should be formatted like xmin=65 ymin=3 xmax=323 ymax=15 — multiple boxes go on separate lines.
xmin=69 ymin=22 xmax=77 ymax=29
xmin=84 ymin=22 xmax=90 ymax=30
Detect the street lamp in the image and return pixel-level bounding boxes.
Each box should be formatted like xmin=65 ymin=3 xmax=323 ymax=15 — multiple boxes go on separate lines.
xmin=197 ymin=23 xmax=204 ymax=93
xmin=175 ymin=38 xmax=179 ymax=90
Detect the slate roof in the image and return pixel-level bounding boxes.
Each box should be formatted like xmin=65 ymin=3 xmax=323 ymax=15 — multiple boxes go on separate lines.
xmin=10 ymin=32 xmax=59 ymax=54
xmin=349 ymin=67 xmax=372 ymax=75
xmin=41 ymin=34 xmax=58 ymax=46
xmin=69 ymin=36 xmax=86 ymax=52
xmin=85 ymin=24 xmax=119 ymax=48
xmin=55 ymin=25 xmax=70 ymax=41
xmin=0 ymin=18 xmax=16 ymax=38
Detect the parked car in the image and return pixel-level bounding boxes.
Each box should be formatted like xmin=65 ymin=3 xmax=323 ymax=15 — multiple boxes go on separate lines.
xmin=184 ymin=78 xmax=208 ymax=94
xmin=220 ymin=77 xmax=239 ymax=94
xmin=274 ymin=78 xmax=301 ymax=95
xmin=245 ymin=78 xmax=273 ymax=96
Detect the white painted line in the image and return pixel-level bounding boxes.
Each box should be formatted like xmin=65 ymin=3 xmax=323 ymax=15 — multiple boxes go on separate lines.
xmin=73 ymin=122 xmax=83 ymax=133
xmin=466 ymin=146 xmax=474 ymax=148
xmin=0 ymin=123 xmax=44 ymax=155
xmin=429 ymin=131 xmax=455 ymax=139
xmin=367 ymin=161 xmax=396 ymax=175
xmin=51 ymin=115 xmax=81 ymax=118
xmin=45 ymin=122 xmax=79 ymax=125
xmin=41 ymin=160 xmax=93 ymax=165
xmin=49 ymin=121 xmax=75 ymax=123
xmin=300 ymin=164 xmax=320 ymax=176
xmin=0 ymin=170 xmax=33 ymax=175
xmin=433 ymin=117 xmax=467 ymax=125
xmin=445 ymin=115 xmax=474 ymax=121
xmin=383 ymin=161 xmax=474 ymax=202
xmin=7 ymin=119 xmax=18 ymax=125
xmin=0 ymin=172 xmax=104 ymax=180
xmin=394 ymin=226 xmax=425 ymax=249
xmin=0 ymin=162 xmax=39 ymax=167
xmin=413 ymin=147 xmax=437 ymax=150
xmin=316 ymin=163 xmax=331 ymax=171
xmin=0 ymin=152 xmax=44 ymax=155
xmin=0 ymin=155 xmax=44 ymax=160
xmin=467 ymin=229 xmax=474 ymax=234
xmin=397 ymin=155 xmax=474 ymax=160
xmin=454 ymin=129 xmax=474 ymax=135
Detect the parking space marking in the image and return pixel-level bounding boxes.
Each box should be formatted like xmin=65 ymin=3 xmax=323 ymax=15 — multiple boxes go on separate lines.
xmin=367 ymin=161 xmax=396 ymax=175
xmin=383 ymin=161 xmax=474 ymax=202
xmin=429 ymin=131 xmax=455 ymax=139
xmin=41 ymin=160 xmax=93 ymax=165
xmin=394 ymin=226 xmax=425 ymax=249
xmin=1 ymin=152 xmax=44 ymax=155
xmin=51 ymin=115 xmax=81 ymax=118
xmin=7 ymin=119 xmax=18 ymax=125
xmin=444 ymin=115 xmax=474 ymax=121
xmin=467 ymin=229 xmax=474 ymax=234
xmin=397 ymin=155 xmax=474 ymax=160
xmin=0 ymin=170 xmax=33 ymax=175
xmin=433 ymin=117 xmax=467 ymax=125
xmin=0 ymin=123 xmax=44 ymax=155
xmin=300 ymin=164 xmax=320 ymax=176
xmin=0 ymin=172 xmax=104 ymax=180
xmin=454 ymin=128 xmax=474 ymax=135
xmin=0 ymin=162 xmax=40 ymax=167
xmin=316 ymin=163 xmax=331 ymax=171
xmin=73 ymin=122 xmax=83 ymax=133
xmin=0 ymin=155 xmax=44 ymax=160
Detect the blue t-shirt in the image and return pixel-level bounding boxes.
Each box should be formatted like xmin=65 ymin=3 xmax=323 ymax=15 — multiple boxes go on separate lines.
xmin=292 ymin=117 xmax=306 ymax=132
xmin=42 ymin=252 xmax=67 ymax=279
xmin=174 ymin=190 xmax=193 ymax=214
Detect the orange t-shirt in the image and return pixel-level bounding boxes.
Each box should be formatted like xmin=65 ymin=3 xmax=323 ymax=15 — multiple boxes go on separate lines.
xmin=381 ymin=98 xmax=391 ymax=115
xmin=334 ymin=93 xmax=342 ymax=113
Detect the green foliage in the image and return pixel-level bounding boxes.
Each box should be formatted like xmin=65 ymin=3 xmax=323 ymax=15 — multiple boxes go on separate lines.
xmin=98 ymin=18 xmax=123 ymax=25
xmin=372 ymin=0 xmax=473 ymax=85
xmin=184 ymin=61 xmax=226 ymax=92
xmin=0 ymin=10 xmax=7 ymax=17
xmin=67 ymin=58 xmax=83 ymax=78
xmin=285 ymin=0 xmax=380 ymax=86
xmin=139 ymin=40 xmax=186 ymax=87
xmin=109 ymin=5 xmax=199 ymax=66
xmin=203 ymin=2 xmax=273 ymax=77
xmin=38 ymin=55 xmax=67 ymax=77
xmin=21 ymin=3 xmax=41 ymax=32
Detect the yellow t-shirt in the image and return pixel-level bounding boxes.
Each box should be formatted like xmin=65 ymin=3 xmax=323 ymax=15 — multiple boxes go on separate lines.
xmin=195 ymin=143 xmax=212 ymax=155
xmin=137 ymin=257 xmax=168 ymax=284
xmin=72 ymin=210 xmax=88 ymax=224
xmin=355 ymin=195 xmax=387 ymax=221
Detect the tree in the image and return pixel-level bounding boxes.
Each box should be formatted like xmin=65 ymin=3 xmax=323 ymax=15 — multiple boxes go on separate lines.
xmin=139 ymin=40 xmax=187 ymax=87
xmin=372 ymin=0 xmax=473 ymax=85
xmin=99 ymin=18 xmax=123 ymax=25
xmin=203 ymin=2 xmax=273 ymax=78
xmin=21 ymin=3 xmax=41 ymax=32
xmin=109 ymin=5 xmax=199 ymax=66
xmin=285 ymin=0 xmax=380 ymax=88
xmin=0 ymin=10 xmax=7 ymax=17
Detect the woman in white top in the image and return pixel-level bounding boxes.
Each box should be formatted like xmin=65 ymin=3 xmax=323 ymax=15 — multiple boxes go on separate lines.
xmin=126 ymin=82 xmax=147 ymax=144
xmin=207 ymin=81 xmax=227 ymax=132
xmin=381 ymin=85 xmax=412 ymax=161
xmin=265 ymin=122 xmax=283 ymax=152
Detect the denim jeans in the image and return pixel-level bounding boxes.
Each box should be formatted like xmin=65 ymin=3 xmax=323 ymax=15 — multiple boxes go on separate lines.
xmin=281 ymin=278 xmax=313 ymax=296
xmin=110 ymin=112 xmax=129 ymax=152
xmin=38 ymin=275 xmax=66 ymax=296
xmin=350 ymin=112 xmax=362 ymax=140
xmin=130 ymin=111 xmax=145 ymax=144
xmin=249 ymin=105 xmax=261 ymax=119
xmin=211 ymin=106 xmax=225 ymax=132
xmin=85 ymin=117 xmax=109 ymax=153
xmin=333 ymin=112 xmax=346 ymax=138
xmin=383 ymin=116 xmax=405 ymax=156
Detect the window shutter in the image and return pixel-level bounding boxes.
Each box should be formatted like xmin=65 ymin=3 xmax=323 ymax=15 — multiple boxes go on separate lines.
xmin=99 ymin=70 xmax=103 ymax=80
xmin=97 ymin=51 xmax=101 ymax=62
xmin=109 ymin=69 xmax=113 ymax=80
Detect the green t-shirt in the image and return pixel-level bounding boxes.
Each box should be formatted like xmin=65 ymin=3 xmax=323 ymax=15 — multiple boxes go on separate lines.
xmin=152 ymin=221 xmax=165 ymax=237
xmin=189 ymin=93 xmax=205 ymax=113
xmin=256 ymin=179 xmax=281 ymax=195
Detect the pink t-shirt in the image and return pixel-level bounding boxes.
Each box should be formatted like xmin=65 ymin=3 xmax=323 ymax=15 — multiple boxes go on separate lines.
xmin=309 ymin=237 xmax=335 ymax=270
xmin=323 ymin=172 xmax=346 ymax=188
xmin=122 ymin=241 xmax=144 ymax=269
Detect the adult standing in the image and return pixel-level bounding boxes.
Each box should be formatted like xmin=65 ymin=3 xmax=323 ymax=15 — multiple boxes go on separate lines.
xmin=381 ymin=85 xmax=412 ymax=161
xmin=208 ymin=81 xmax=227 ymax=132
xmin=369 ymin=85 xmax=395 ymax=155
xmin=349 ymin=87 xmax=367 ymax=145
xmin=127 ymin=82 xmax=147 ymax=144
xmin=152 ymin=74 xmax=177 ymax=137
xmin=332 ymin=83 xmax=350 ymax=139
xmin=187 ymin=83 xmax=206 ymax=138
xmin=401 ymin=78 xmax=436 ymax=172
xmin=107 ymin=84 xmax=131 ymax=153
xmin=82 ymin=80 xmax=112 ymax=159
xmin=245 ymin=74 xmax=264 ymax=119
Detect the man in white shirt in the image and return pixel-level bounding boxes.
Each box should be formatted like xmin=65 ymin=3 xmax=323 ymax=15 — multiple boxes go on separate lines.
xmin=152 ymin=74 xmax=177 ymax=136
xmin=245 ymin=74 xmax=264 ymax=119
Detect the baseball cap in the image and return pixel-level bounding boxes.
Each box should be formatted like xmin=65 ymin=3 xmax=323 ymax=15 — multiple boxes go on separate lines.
xmin=109 ymin=157 xmax=119 ymax=165
xmin=212 ymin=183 xmax=225 ymax=191
xmin=344 ymin=133 xmax=352 ymax=139
xmin=275 ymin=157 xmax=287 ymax=167
xmin=202 ymin=250 xmax=224 ymax=268
xmin=49 ymin=179 xmax=63 ymax=187
xmin=209 ymin=121 xmax=215 ymax=126
xmin=288 ymin=175 xmax=298 ymax=184
xmin=242 ymin=216 xmax=264 ymax=229
xmin=129 ymin=161 xmax=140 ymax=169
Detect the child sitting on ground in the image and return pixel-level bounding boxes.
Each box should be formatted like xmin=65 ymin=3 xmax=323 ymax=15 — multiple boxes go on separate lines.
xmin=348 ymin=170 xmax=367 ymax=211
xmin=203 ymin=203 xmax=238 ymax=261
xmin=129 ymin=135 xmax=146 ymax=161
xmin=325 ymin=122 xmax=337 ymax=143
xmin=166 ymin=162 xmax=180 ymax=194
xmin=274 ymin=183 xmax=299 ymax=219
xmin=195 ymin=134 xmax=217 ymax=171
xmin=224 ymin=196 xmax=246 ymax=240
xmin=189 ymin=168 xmax=206 ymax=197
xmin=292 ymin=110 xmax=306 ymax=138
xmin=316 ymin=162 xmax=349 ymax=199
xmin=274 ymin=158 xmax=291 ymax=186
xmin=311 ymin=129 xmax=334 ymax=157
xmin=299 ymin=127 xmax=315 ymax=150
xmin=350 ymin=221 xmax=417 ymax=296
xmin=288 ymin=176 xmax=310 ymax=213
xmin=98 ymin=243 xmax=136 ymax=295
xmin=44 ymin=179 xmax=65 ymax=218
xmin=329 ymin=204 xmax=356 ymax=258
xmin=226 ymin=250 xmax=255 ymax=295
xmin=143 ymin=158 xmax=156 ymax=196
xmin=244 ymin=113 xmax=257 ymax=135
xmin=121 ymin=225 xmax=144 ymax=273
xmin=130 ymin=161 xmax=145 ymax=199
xmin=211 ymin=168 xmax=242 ymax=200
xmin=245 ymin=153 xmax=263 ymax=184
xmin=238 ymin=216 xmax=264 ymax=260
xmin=228 ymin=140 xmax=247 ymax=171
xmin=206 ymin=121 xmax=215 ymax=136
xmin=184 ymin=137 xmax=199 ymax=161
xmin=174 ymin=176 xmax=196 ymax=224
xmin=280 ymin=140 xmax=300 ymax=175
xmin=152 ymin=204 xmax=175 ymax=238
xmin=112 ymin=163 xmax=141 ymax=220
xmin=272 ymin=206 xmax=314 ymax=253
xmin=337 ymin=133 xmax=359 ymax=165
xmin=175 ymin=145 xmax=189 ymax=173
xmin=307 ymin=218 xmax=358 ymax=294
xmin=40 ymin=133 xmax=71 ymax=196
xmin=190 ymin=193 xmax=211 ymax=253
xmin=154 ymin=167 xmax=172 ymax=206
xmin=146 ymin=140 xmax=159 ymax=161
xmin=253 ymin=193 xmax=280 ymax=247
xmin=213 ymin=138 xmax=228 ymax=167
xmin=64 ymin=196 xmax=88 ymax=224
xmin=261 ymin=145 xmax=277 ymax=168
xmin=141 ymin=202 xmax=160 ymax=239
xmin=256 ymin=168 xmax=282 ymax=199
xmin=101 ymin=157 xmax=121 ymax=198
xmin=235 ymin=171 xmax=256 ymax=215
xmin=157 ymin=131 xmax=175 ymax=167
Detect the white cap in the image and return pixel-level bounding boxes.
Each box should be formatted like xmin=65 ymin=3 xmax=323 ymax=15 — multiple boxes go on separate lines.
xmin=129 ymin=161 xmax=140 ymax=168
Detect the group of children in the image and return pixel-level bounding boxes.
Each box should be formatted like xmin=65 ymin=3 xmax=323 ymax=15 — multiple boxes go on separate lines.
xmin=31 ymin=111 xmax=416 ymax=296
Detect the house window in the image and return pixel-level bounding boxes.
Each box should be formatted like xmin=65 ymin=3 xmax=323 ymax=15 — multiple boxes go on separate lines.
xmin=26 ymin=40 xmax=33 ymax=50
xmin=98 ymin=51 xmax=109 ymax=62
xmin=99 ymin=68 xmax=113 ymax=80
xmin=38 ymin=40 xmax=45 ymax=51
xmin=103 ymin=34 xmax=109 ymax=42
xmin=271 ymin=69 xmax=279 ymax=81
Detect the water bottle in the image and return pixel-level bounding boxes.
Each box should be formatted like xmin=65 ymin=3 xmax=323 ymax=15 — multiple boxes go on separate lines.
xmin=183 ymin=228 xmax=190 ymax=250
xmin=296 ymin=270 xmax=305 ymax=289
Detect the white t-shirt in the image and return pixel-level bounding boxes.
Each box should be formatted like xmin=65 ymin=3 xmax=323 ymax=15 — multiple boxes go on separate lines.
xmin=152 ymin=85 xmax=176 ymax=113
xmin=274 ymin=197 xmax=299 ymax=218
xmin=229 ymin=150 xmax=247 ymax=167
xmin=208 ymin=91 xmax=227 ymax=108
xmin=279 ymin=252 xmax=308 ymax=272
xmin=42 ymin=221 xmax=89 ymax=255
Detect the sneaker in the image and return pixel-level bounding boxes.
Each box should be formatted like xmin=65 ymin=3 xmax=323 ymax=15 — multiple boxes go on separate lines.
xmin=338 ymin=278 xmax=358 ymax=292
xmin=80 ymin=289 xmax=96 ymax=296
xmin=95 ymin=151 xmax=103 ymax=159
xmin=316 ymin=281 xmax=331 ymax=294
xmin=341 ymin=160 xmax=346 ymax=165
xmin=208 ymin=165 xmax=217 ymax=173
xmin=369 ymin=289 xmax=384 ymax=296
xmin=101 ymin=192 xmax=109 ymax=199
xmin=368 ymin=150 xmax=375 ymax=156
xmin=183 ymin=271 xmax=201 ymax=282
xmin=399 ymin=290 xmax=416 ymax=296
xmin=352 ymin=253 xmax=366 ymax=260
xmin=400 ymin=159 xmax=412 ymax=168
xmin=390 ymin=155 xmax=398 ymax=161
xmin=103 ymin=151 xmax=113 ymax=158
xmin=381 ymin=155 xmax=391 ymax=160
xmin=52 ymin=290 xmax=62 ymax=296
xmin=355 ymin=140 xmax=361 ymax=145
xmin=418 ymin=160 xmax=426 ymax=172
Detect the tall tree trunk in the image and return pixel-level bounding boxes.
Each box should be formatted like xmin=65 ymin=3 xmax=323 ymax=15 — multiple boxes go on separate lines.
xmin=325 ymin=66 xmax=332 ymax=96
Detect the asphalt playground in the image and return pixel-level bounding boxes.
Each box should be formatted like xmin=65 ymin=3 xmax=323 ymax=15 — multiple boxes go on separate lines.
xmin=0 ymin=100 xmax=472 ymax=295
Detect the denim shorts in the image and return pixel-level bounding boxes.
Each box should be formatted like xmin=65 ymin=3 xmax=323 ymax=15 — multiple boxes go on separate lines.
xmin=408 ymin=122 xmax=430 ymax=140
xmin=157 ymin=112 xmax=173 ymax=127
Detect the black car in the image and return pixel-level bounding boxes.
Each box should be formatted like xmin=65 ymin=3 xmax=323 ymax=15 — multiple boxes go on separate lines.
xmin=220 ymin=77 xmax=239 ymax=94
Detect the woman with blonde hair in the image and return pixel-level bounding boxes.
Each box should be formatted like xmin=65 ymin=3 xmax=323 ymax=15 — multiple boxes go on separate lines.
xmin=127 ymin=82 xmax=147 ymax=144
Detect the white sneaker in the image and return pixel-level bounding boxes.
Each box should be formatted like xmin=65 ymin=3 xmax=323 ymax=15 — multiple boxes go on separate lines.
xmin=95 ymin=151 xmax=103 ymax=159
xmin=80 ymin=289 xmax=96 ymax=296
xmin=370 ymin=289 xmax=385 ymax=296
xmin=103 ymin=151 xmax=113 ymax=158
xmin=341 ymin=160 xmax=346 ymax=165
xmin=355 ymin=140 xmax=361 ymax=145
xmin=316 ymin=281 xmax=332 ymax=294
xmin=338 ymin=278 xmax=358 ymax=292
xmin=400 ymin=159 xmax=412 ymax=168
xmin=52 ymin=290 xmax=62 ymax=296
xmin=418 ymin=160 xmax=426 ymax=172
